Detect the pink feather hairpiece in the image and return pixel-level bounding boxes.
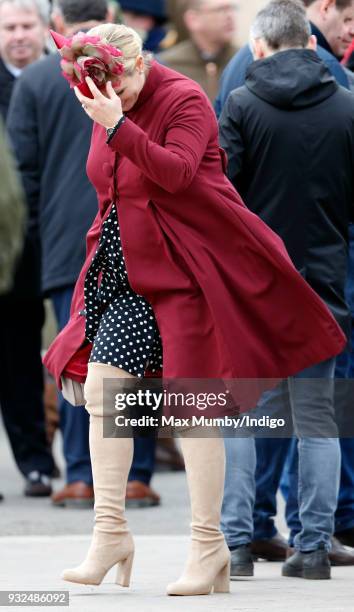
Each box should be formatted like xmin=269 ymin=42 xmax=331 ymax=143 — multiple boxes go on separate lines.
xmin=50 ymin=29 xmax=125 ymax=98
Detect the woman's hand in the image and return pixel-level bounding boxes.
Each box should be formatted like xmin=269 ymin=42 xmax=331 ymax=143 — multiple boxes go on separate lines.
xmin=74 ymin=77 xmax=123 ymax=129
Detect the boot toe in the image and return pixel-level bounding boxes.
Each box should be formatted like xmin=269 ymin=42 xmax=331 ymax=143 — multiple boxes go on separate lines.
xmin=166 ymin=581 xmax=210 ymax=596
xmin=61 ymin=568 xmax=100 ymax=586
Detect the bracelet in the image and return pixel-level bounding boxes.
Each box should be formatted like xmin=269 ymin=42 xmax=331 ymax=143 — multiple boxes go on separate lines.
xmin=106 ymin=115 xmax=126 ymax=143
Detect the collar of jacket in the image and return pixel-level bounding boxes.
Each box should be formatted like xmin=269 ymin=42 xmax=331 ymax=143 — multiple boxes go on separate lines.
xmin=310 ymin=22 xmax=335 ymax=57
xmin=0 ymin=57 xmax=17 ymax=81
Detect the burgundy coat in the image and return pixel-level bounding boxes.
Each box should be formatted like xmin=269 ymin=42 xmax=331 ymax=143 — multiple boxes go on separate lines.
xmin=43 ymin=61 xmax=345 ymax=396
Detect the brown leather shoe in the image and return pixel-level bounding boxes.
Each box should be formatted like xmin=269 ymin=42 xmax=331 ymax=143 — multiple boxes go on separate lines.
xmin=155 ymin=437 xmax=185 ymax=472
xmin=335 ymin=527 xmax=354 ymax=549
xmin=51 ymin=481 xmax=94 ymax=508
xmin=126 ymin=480 xmax=160 ymax=508
xmin=287 ymin=536 xmax=354 ymax=566
xmin=251 ymin=532 xmax=288 ymax=561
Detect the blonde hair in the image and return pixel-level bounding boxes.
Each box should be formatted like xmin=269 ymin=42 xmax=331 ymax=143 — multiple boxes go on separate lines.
xmin=87 ymin=23 xmax=147 ymax=75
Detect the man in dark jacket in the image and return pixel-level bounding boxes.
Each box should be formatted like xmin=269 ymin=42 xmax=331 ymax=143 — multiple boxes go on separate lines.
xmin=305 ymin=0 xmax=354 ymax=59
xmin=0 ymin=0 xmax=56 ymax=498
xmin=6 ymin=0 xmax=112 ymax=506
xmin=219 ymin=0 xmax=354 ymax=579
xmin=0 ymin=0 xmax=49 ymax=120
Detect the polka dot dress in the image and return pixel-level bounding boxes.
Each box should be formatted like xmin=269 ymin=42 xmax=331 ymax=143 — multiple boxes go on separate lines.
xmin=84 ymin=203 xmax=163 ymax=377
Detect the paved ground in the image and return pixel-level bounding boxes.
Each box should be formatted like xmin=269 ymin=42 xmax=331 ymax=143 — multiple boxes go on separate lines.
xmin=1 ymin=535 xmax=354 ymax=612
xmin=1 ymin=417 xmax=354 ymax=611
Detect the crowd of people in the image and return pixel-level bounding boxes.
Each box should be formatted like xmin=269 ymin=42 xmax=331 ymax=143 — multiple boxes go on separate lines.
xmin=1 ymin=0 xmax=354 ymax=595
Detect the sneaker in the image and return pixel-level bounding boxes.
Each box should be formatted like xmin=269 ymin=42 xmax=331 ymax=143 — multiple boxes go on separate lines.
xmin=24 ymin=471 xmax=52 ymax=497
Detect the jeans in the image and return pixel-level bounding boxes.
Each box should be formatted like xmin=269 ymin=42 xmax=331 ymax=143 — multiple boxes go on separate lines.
xmin=285 ymin=226 xmax=354 ymax=538
xmin=222 ymin=358 xmax=340 ymax=552
xmin=50 ymin=286 xmax=92 ymax=485
xmin=335 ymin=225 xmax=354 ymax=533
xmin=254 ymin=437 xmax=292 ymax=540
xmin=129 ymin=438 xmax=156 ymax=485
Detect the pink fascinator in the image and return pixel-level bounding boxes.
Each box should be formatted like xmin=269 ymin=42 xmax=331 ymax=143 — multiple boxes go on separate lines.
xmin=50 ymin=30 xmax=125 ymax=98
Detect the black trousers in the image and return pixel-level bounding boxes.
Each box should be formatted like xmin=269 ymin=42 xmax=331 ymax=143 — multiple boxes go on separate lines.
xmin=0 ymin=295 xmax=54 ymax=477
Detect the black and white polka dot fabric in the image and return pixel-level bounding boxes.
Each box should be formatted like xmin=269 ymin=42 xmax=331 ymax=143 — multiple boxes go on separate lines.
xmin=84 ymin=203 xmax=163 ymax=377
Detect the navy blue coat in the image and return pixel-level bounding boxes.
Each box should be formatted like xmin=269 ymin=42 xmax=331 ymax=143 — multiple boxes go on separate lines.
xmin=7 ymin=53 xmax=97 ymax=295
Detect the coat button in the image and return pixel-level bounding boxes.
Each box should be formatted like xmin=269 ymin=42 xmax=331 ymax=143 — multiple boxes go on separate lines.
xmin=102 ymin=162 xmax=114 ymax=177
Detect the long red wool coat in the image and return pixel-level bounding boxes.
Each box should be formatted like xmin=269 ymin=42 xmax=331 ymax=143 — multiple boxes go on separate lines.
xmin=43 ymin=61 xmax=345 ymax=395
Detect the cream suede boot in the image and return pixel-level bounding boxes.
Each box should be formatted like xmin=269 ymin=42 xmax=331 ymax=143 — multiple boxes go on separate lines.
xmin=62 ymin=363 xmax=135 ymax=586
xmin=166 ymin=428 xmax=230 ymax=596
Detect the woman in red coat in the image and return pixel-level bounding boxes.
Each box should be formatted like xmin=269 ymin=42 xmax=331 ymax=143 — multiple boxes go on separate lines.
xmin=45 ymin=24 xmax=345 ymax=596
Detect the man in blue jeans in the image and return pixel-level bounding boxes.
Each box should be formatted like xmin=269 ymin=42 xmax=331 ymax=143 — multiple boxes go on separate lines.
xmin=216 ymin=0 xmax=354 ymax=566
xmin=50 ymin=287 xmax=94 ymax=506
xmin=223 ymin=358 xmax=339 ymax=579
xmin=283 ymin=228 xmax=354 ymax=551
xmin=218 ymin=0 xmax=354 ymax=578
xmin=334 ymin=224 xmax=354 ymax=546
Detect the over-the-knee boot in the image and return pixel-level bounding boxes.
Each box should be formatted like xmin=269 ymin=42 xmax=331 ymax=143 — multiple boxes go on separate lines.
xmin=62 ymin=363 xmax=135 ymax=586
xmin=167 ymin=428 xmax=230 ymax=595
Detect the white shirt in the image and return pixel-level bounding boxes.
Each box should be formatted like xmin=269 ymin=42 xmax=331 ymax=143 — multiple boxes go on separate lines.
xmin=3 ymin=60 xmax=22 ymax=79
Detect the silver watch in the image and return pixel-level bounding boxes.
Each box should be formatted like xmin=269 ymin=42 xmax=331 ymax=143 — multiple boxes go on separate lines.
xmin=106 ymin=125 xmax=116 ymax=138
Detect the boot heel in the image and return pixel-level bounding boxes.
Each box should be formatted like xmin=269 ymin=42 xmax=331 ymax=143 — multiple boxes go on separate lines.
xmin=213 ymin=559 xmax=230 ymax=593
xmin=116 ymin=551 xmax=134 ymax=587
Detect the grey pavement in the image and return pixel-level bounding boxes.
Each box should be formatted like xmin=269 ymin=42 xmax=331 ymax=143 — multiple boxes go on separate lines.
xmin=1 ymin=418 xmax=354 ymax=611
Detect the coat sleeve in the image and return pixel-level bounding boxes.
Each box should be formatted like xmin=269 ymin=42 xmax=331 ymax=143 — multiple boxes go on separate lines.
xmin=0 ymin=119 xmax=25 ymax=294
xmin=214 ymin=45 xmax=253 ymax=118
xmin=218 ymin=92 xmax=245 ymax=188
xmin=6 ymin=75 xmax=40 ymax=236
xmin=108 ymin=91 xmax=215 ymax=194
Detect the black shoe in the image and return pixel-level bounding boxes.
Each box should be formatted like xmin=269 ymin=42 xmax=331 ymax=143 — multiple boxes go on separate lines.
xmin=230 ymin=545 xmax=254 ymax=578
xmin=251 ymin=532 xmax=288 ymax=561
xmin=24 ymin=471 xmax=52 ymax=497
xmin=282 ymin=547 xmax=331 ymax=580
xmin=335 ymin=527 xmax=354 ymax=549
